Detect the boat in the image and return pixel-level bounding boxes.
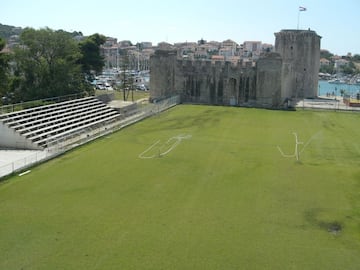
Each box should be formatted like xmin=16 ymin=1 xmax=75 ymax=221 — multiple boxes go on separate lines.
xmin=328 ymin=79 xmax=346 ymax=84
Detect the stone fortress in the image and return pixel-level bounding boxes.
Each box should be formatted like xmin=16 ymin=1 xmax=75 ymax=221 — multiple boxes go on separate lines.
xmin=149 ymin=29 xmax=321 ymax=109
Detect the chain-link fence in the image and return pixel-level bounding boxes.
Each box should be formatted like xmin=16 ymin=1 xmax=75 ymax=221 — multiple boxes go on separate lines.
xmin=297 ymin=98 xmax=360 ymax=111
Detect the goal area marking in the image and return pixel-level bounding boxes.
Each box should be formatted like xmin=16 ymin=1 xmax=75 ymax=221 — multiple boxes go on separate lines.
xmin=139 ymin=134 xmax=192 ymax=159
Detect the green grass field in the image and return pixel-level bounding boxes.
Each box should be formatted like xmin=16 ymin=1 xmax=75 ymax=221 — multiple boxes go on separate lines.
xmin=1 ymin=105 xmax=360 ymax=269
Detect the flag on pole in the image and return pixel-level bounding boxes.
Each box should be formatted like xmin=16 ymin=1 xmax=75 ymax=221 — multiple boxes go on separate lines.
xmin=297 ymin=6 xmax=306 ymax=29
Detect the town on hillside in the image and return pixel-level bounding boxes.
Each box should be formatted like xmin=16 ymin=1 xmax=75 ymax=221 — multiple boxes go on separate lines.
xmin=1 ymin=23 xmax=360 ymax=97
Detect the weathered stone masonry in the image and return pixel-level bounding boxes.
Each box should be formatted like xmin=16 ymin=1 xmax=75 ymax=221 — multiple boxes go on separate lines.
xmin=150 ymin=29 xmax=321 ymax=109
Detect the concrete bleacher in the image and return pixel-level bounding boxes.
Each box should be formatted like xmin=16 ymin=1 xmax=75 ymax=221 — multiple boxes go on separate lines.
xmin=0 ymin=96 xmax=121 ymax=150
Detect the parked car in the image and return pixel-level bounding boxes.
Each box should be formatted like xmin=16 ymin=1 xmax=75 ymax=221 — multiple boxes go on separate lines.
xmin=136 ymin=84 xmax=148 ymax=91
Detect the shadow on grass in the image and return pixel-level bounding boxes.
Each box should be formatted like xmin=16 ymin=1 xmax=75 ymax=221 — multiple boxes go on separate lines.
xmin=304 ymin=208 xmax=343 ymax=235
xmin=154 ymin=108 xmax=228 ymax=131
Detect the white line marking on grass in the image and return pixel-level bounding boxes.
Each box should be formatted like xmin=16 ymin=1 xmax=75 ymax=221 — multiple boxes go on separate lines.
xmin=277 ymin=132 xmax=319 ymax=162
xmin=139 ymin=134 xmax=192 ymax=159
xmin=138 ymin=140 xmax=161 ymax=159
xmin=277 ymin=145 xmax=295 ymax=158
xmin=19 ymin=170 xmax=31 ymax=176
xmin=159 ymin=134 xmax=192 ymax=157
xmin=299 ymin=131 xmax=321 ymax=155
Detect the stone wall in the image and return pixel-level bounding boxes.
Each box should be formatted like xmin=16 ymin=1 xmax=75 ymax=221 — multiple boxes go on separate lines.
xmin=177 ymin=60 xmax=258 ymax=106
xmin=150 ymin=29 xmax=321 ymax=108
xmin=150 ymin=51 xmax=282 ymax=108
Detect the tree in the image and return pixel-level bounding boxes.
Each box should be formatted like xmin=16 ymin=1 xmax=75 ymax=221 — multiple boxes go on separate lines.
xmin=0 ymin=23 xmax=23 ymax=40
xmin=320 ymin=49 xmax=333 ymax=60
xmin=341 ymin=61 xmax=356 ymax=75
xmin=0 ymin=37 xmax=11 ymax=104
xmin=78 ymin=33 xmax=106 ymax=80
xmin=11 ymin=27 xmax=91 ymax=102
xmin=319 ymin=64 xmax=334 ymax=74
xmin=352 ymin=54 xmax=360 ymax=62
xmin=119 ymin=49 xmax=134 ymax=101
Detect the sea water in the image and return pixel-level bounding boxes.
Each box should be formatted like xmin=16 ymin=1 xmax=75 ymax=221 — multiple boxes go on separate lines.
xmin=318 ymin=80 xmax=360 ymax=97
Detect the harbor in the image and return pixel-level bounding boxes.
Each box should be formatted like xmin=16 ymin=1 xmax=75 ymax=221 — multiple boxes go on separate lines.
xmin=318 ymin=80 xmax=360 ymax=97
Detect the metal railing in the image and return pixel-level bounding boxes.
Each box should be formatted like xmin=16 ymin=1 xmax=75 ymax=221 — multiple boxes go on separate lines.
xmin=0 ymin=93 xmax=87 ymax=115
xmin=0 ymin=95 xmax=180 ymax=179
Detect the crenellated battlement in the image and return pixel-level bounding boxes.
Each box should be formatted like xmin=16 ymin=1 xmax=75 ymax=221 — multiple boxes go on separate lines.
xmin=177 ymin=58 xmax=257 ymax=71
xmin=275 ymin=29 xmax=321 ymax=38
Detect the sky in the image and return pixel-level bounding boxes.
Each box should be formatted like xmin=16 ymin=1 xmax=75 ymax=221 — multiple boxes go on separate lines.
xmin=1 ymin=0 xmax=359 ymax=55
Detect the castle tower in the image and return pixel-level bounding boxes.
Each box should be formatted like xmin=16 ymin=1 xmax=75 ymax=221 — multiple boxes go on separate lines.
xmin=149 ymin=49 xmax=177 ymax=100
xmin=256 ymin=52 xmax=283 ymax=107
xmin=275 ymin=30 xmax=321 ymax=99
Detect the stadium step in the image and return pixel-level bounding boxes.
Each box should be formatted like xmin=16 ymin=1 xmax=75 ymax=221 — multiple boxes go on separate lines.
xmin=0 ymin=97 xmax=121 ymax=150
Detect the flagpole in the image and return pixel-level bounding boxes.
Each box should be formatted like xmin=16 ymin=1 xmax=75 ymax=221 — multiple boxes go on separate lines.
xmin=297 ymin=7 xmax=307 ymax=30
xmin=297 ymin=10 xmax=300 ymax=29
